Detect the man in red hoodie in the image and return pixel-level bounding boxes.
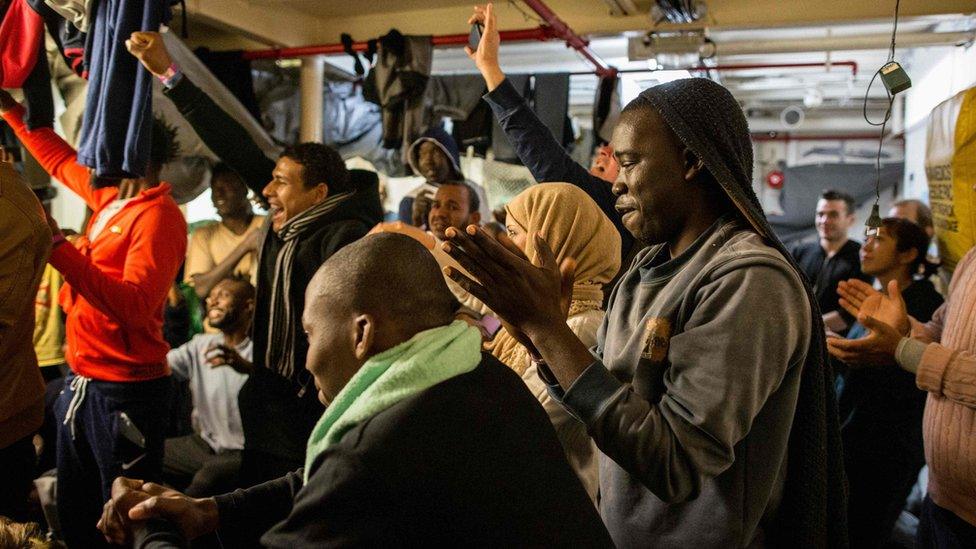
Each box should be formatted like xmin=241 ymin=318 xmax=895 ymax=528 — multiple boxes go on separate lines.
xmin=0 ymin=90 xmax=187 ymax=548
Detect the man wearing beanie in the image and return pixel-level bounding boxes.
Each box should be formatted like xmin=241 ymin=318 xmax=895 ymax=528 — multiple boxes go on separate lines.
xmin=445 ymin=6 xmax=848 ymax=547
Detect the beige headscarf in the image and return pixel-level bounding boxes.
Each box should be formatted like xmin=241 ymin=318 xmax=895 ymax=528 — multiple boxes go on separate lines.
xmin=489 ymin=183 xmax=621 ymax=373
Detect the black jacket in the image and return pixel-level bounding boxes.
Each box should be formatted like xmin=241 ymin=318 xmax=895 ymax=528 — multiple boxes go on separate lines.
xmin=789 ymin=239 xmax=870 ymax=322
xmin=163 ymin=74 xmax=385 ymax=479
xmin=211 ymin=355 xmax=613 ymax=548
xmin=239 ymin=171 xmax=384 ymax=480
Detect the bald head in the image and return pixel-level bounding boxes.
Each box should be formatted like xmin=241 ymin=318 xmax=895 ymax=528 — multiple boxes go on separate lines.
xmin=303 ymin=233 xmax=461 ymax=404
xmin=307 ymin=233 xmax=459 ymax=335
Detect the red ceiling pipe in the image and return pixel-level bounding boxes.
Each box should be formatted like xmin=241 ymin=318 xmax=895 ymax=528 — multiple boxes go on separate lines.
xmin=242 ymin=26 xmax=556 ymax=60
xmin=612 ymin=61 xmax=859 ymax=77
xmin=519 ymin=0 xmax=616 ymax=77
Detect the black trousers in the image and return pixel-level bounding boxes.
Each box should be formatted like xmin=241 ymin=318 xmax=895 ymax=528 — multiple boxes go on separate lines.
xmin=0 ymin=433 xmax=36 ymax=522
xmin=163 ymin=434 xmax=241 ymax=497
xmin=917 ymin=496 xmax=976 ymax=549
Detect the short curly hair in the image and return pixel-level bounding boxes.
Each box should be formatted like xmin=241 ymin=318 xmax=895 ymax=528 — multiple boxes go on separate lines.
xmin=280 ymin=143 xmax=351 ymax=194
xmin=150 ymin=116 xmax=181 ymax=169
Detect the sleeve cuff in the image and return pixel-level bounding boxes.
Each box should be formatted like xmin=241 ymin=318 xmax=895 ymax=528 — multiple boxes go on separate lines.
xmin=562 ymin=360 xmax=626 ymax=424
xmin=914 ymin=344 xmax=956 ymax=395
xmin=482 ymin=78 xmax=523 ymax=113
xmin=896 ymin=337 xmax=927 ymax=373
xmin=1 ymin=104 xmax=28 ymax=131
xmin=161 ymin=75 xmax=201 ymax=113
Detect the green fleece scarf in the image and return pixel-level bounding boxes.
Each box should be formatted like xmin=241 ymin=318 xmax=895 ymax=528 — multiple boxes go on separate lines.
xmin=304 ymin=320 xmax=481 ymax=481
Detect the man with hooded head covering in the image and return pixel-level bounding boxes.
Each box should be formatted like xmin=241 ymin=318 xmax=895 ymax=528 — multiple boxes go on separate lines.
xmin=489 ymin=182 xmax=621 ymax=502
xmin=446 ymin=8 xmax=847 ymax=547
xmin=397 ymin=127 xmax=491 ymax=225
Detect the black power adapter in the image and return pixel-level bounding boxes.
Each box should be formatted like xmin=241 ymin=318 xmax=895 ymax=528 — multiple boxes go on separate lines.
xmin=880 ymin=61 xmax=912 ymax=95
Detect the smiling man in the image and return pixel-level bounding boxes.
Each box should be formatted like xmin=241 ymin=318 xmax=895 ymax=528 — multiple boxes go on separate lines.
xmin=790 ymin=190 xmax=870 ymax=333
xmin=237 ymin=143 xmax=384 ymax=486
xmin=443 ymin=65 xmax=847 ymax=546
xmin=184 ymin=163 xmax=265 ymax=301
xmin=163 ymin=277 xmax=255 ymax=497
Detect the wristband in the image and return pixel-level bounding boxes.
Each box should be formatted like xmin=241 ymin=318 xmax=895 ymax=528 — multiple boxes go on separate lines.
xmin=157 ymin=63 xmax=182 ymax=88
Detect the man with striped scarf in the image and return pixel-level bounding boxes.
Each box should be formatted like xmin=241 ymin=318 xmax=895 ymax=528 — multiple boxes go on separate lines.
xmin=219 ymin=143 xmax=384 ymax=486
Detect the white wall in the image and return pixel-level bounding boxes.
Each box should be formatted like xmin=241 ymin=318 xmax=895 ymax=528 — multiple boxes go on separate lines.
xmin=901 ymin=44 xmax=976 ymax=199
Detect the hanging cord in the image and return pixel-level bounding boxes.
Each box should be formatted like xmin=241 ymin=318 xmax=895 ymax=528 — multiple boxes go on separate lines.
xmin=508 ymin=0 xmax=546 ymax=26
xmin=862 ymin=0 xmax=901 ymax=230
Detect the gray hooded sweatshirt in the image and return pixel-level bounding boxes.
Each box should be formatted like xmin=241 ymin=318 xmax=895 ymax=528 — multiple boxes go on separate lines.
xmin=542 ymin=215 xmax=811 ymax=547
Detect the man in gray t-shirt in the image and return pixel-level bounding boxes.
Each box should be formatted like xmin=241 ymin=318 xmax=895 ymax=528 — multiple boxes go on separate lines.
xmin=163 ymin=277 xmax=255 ymax=497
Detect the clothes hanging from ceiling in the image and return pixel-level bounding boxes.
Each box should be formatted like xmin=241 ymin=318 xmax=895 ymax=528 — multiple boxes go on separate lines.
xmin=192 ymin=47 xmax=262 ymax=120
xmin=362 ymin=30 xmax=432 ymax=153
xmin=43 ymin=0 xmax=92 ymax=31
xmin=593 ymin=71 xmax=620 ymax=144
xmin=424 ymin=74 xmax=492 ymax=155
xmin=491 ymin=73 xmax=572 ymax=162
xmin=0 ymin=0 xmax=44 ymax=88
xmin=27 ymin=0 xmax=89 ymax=78
xmin=20 ymin=44 xmax=54 ymax=130
xmin=76 ymin=0 xmax=172 ymax=178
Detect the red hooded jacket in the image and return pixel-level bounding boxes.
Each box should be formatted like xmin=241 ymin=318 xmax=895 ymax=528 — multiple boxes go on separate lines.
xmin=3 ymin=105 xmax=186 ymax=381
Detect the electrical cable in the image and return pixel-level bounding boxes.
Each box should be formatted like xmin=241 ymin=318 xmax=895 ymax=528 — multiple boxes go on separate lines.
xmin=863 ymin=0 xmax=902 ymax=234
xmin=508 ymin=0 xmax=546 ymax=26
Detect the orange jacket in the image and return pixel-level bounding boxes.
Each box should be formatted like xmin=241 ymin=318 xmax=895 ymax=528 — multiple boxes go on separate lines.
xmin=3 ymin=105 xmax=186 ymax=381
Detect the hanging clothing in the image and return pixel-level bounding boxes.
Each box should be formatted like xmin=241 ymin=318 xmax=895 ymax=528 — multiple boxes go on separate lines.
xmin=43 ymin=0 xmax=91 ymax=31
xmin=20 ymin=37 xmax=55 ymax=130
xmin=27 ymin=0 xmax=89 ymax=81
xmin=192 ymin=47 xmax=262 ymax=120
xmin=491 ymin=73 xmax=571 ymax=162
xmin=323 ymin=79 xmax=383 ymax=153
xmin=76 ymin=0 xmax=171 ymax=177
xmin=425 ymin=74 xmax=492 ymax=154
xmin=0 ymin=0 xmax=44 ymax=88
xmin=362 ymin=30 xmax=432 ymax=152
xmin=593 ymin=72 xmax=621 ymax=144
xmin=425 ymin=74 xmax=486 ymax=123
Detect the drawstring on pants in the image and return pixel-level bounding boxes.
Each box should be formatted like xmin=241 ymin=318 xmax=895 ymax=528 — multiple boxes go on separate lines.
xmin=62 ymin=376 xmax=91 ymax=440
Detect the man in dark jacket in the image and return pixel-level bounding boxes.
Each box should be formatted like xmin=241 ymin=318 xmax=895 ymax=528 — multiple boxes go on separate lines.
xmin=465 ymin=12 xmax=633 ymax=263
xmin=98 ymin=234 xmax=612 ymax=548
xmin=836 ymin=218 xmax=943 ymax=548
xmin=789 ymin=189 xmax=870 ymax=334
xmin=127 ymin=33 xmax=385 ymax=484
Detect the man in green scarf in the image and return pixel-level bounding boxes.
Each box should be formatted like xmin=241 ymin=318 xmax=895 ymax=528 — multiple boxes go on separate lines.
xmin=97 ymin=234 xmax=611 ymax=548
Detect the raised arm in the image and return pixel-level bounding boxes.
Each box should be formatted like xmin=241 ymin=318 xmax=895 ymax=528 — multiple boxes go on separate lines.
xmin=126 ymin=32 xmax=276 ymax=199
xmin=466 ymin=5 xmax=626 ymax=244
xmin=0 ymin=96 xmax=106 ymax=210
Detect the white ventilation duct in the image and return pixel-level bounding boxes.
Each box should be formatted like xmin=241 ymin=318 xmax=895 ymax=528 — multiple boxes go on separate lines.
xmin=628 ymin=31 xmax=974 ymax=60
